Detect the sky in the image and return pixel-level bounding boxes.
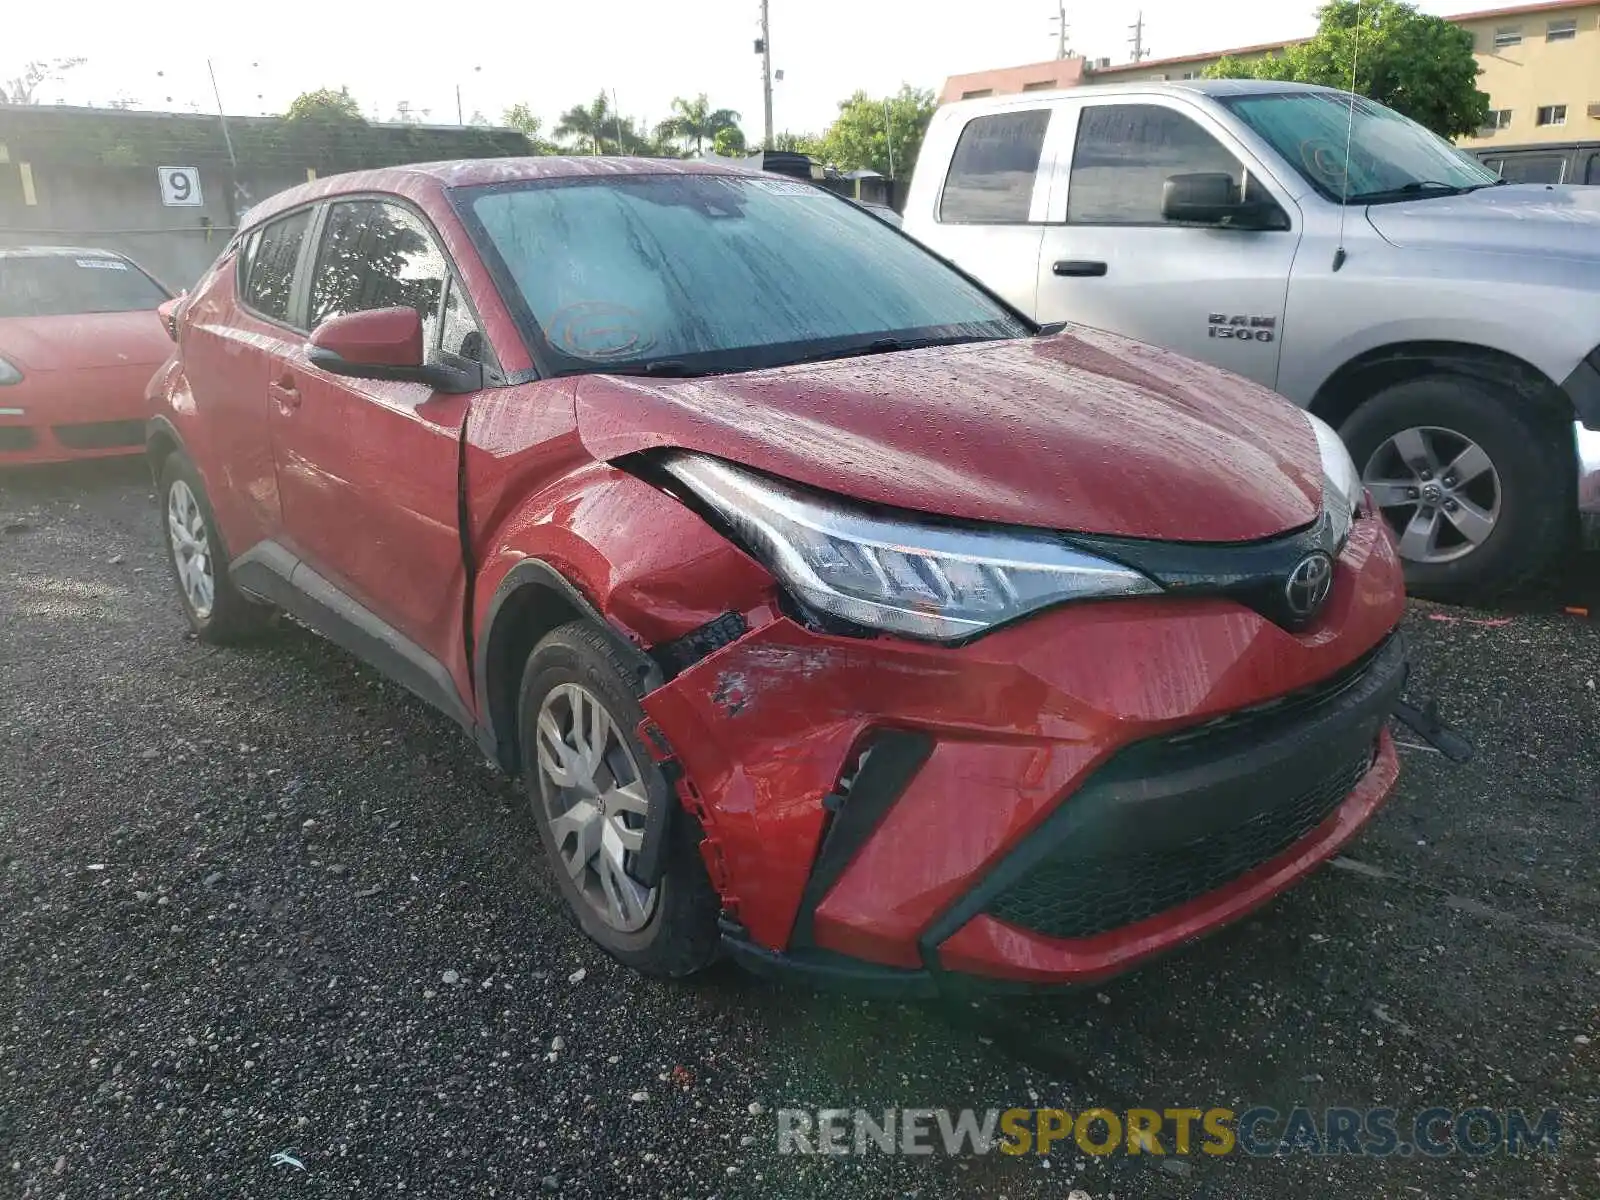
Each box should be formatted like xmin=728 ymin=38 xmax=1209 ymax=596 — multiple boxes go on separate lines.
xmin=0 ymin=1 xmax=1543 ymax=137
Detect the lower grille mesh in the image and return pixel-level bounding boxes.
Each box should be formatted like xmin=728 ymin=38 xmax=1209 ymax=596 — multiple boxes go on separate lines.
xmin=986 ymin=749 xmax=1373 ymax=940
xmin=52 ymin=420 xmax=145 ymax=450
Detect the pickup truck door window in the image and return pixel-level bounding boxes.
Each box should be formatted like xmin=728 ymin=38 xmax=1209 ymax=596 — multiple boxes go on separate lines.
xmin=1038 ymin=100 xmax=1300 ymax=391
xmin=1490 ymin=153 xmax=1567 ymax=184
xmin=271 ymin=197 xmax=482 ymax=701
xmin=927 ymin=107 xmax=1055 ymax=314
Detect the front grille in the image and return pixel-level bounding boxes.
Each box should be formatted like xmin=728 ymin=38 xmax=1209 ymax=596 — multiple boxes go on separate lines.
xmin=986 ymin=748 xmax=1373 ymax=940
xmin=0 ymin=426 xmax=37 ymax=452
xmin=52 ymin=420 xmax=145 ymax=450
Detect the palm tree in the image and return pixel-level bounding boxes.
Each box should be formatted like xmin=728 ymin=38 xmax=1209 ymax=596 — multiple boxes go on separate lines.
xmin=555 ymin=92 xmax=616 ymax=155
xmin=658 ymin=94 xmax=742 ymax=155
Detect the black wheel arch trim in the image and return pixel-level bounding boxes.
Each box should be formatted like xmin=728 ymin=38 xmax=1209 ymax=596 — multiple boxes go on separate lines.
xmin=1311 ymin=341 xmax=1577 ymax=434
xmin=145 ymin=415 xmax=186 ymax=477
xmin=1561 ymin=346 xmax=1600 ymax=431
xmin=475 ymin=558 xmax=664 ymax=776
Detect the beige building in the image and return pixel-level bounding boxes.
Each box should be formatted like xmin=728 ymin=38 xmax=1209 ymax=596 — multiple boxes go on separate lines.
xmin=944 ymin=0 xmax=1600 ymax=150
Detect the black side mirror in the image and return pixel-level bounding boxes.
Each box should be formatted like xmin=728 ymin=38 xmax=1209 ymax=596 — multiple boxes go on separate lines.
xmin=1162 ymin=172 xmax=1288 ymax=231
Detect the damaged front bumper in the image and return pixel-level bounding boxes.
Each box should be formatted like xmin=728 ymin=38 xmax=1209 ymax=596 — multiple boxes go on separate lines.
xmin=638 ymin=516 xmax=1434 ymax=995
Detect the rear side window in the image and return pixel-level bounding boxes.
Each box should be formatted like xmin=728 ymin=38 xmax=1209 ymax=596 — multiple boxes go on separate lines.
xmin=242 ymin=210 xmax=312 ymax=325
xmin=308 ymin=200 xmax=447 ymax=346
xmin=1587 ymin=154 xmax=1600 ymax=185
xmin=1495 ymin=154 xmax=1567 ymax=184
xmin=1068 ymin=103 xmax=1252 ymax=225
xmin=939 ymin=110 xmax=1051 ymax=224
xmin=0 ymin=255 xmax=168 ymax=318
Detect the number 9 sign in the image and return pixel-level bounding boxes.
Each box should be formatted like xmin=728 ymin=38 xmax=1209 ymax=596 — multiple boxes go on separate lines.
xmin=158 ymin=166 xmax=204 ymax=207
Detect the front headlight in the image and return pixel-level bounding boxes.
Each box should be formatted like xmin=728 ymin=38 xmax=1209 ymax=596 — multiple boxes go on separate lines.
xmin=662 ymin=453 xmax=1160 ymax=642
xmin=1307 ymin=412 xmax=1363 ymax=545
xmin=0 ymin=356 xmax=22 ymax=386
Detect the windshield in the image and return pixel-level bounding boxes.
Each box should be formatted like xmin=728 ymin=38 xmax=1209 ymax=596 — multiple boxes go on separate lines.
xmin=0 ymin=254 xmax=170 ymax=318
xmin=1219 ymin=91 xmax=1498 ymax=203
xmin=462 ymin=174 xmax=1030 ymax=376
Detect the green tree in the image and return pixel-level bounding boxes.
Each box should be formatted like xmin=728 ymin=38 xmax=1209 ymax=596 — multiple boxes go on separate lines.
xmin=820 ymin=85 xmax=936 ymax=178
xmin=1204 ymin=0 xmax=1488 ymax=138
xmin=772 ymin=131 xmax=825 ymax=157
xmin=712 ymin=126 xmax=747 ymax=157
xmin=502 ymin=103 xmax=554 ymax=153
xmin=284 ymin=87 xmax=365 ymax=124
xmin=556 ymin=91 xmax=619 ymax=155
xmin=658 ymin=93 xmax=742 ymax=155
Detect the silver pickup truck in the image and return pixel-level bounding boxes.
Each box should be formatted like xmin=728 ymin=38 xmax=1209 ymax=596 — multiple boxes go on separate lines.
xmin=905 ymin=79 xmax=1600 ymax=598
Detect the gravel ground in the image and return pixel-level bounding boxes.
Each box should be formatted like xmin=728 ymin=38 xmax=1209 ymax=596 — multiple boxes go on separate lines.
xmin=1 ymin=458 xmax=1596 ymax=1200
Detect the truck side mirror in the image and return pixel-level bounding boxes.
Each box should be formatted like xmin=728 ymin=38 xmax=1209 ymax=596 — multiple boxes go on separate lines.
xmin=1162 ymin=173 xmax=1288 ymax=231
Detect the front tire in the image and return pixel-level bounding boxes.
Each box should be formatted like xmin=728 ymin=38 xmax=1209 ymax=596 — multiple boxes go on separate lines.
xmin=517 ymin=620 xmax=720 ymax=977
xmin=1339 ymin=377 xmax=1572 ymax=601
xmin=157 ymin=450 xmax=272 ymax=643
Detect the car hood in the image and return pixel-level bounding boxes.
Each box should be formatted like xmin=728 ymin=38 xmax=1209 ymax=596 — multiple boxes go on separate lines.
xmin=0 ymin=310 xmax=172 ymax=371
xmin=574 ymin=328 xmax=1323 ymax=543
xmin=1365 ymin=185 xmax=1600 ymax=258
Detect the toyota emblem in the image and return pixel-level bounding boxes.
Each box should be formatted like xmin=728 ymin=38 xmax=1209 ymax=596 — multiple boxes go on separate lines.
xmin=1285 ymin=552 xmax=1335 ymax=619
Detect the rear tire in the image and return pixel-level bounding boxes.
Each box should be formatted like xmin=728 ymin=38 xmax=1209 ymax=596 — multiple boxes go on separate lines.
xmin=517 ymin=620 xmax=720 ymax=978
xmin=157 ymin=450 xmax=273 ymax=643
xmin=1339 ymin=376 xmax=1571 ymax=602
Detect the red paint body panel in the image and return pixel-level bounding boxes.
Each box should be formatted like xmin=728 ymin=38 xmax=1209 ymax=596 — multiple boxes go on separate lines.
xmin=936 ymin=733 xmax=1399 ymax=983
xmin=158 ymin=245 xmax=287 ymax=553
xmin=466 ymin=382 xmax=776 ymax=649
xmin=642 ymin=513 xmax=1403 ymax=966
xmin=574 ymin=328 xmax=1321 ymax=542
xmin=0 ymin=310 xmax=171 ymax=465
xmin=156 ymin=156 xmax=1412 ymax=990
xmin=309 ymin=306 xmax=426 ymax=369
xmin=272 ymin=361 xmax=472 ymax=695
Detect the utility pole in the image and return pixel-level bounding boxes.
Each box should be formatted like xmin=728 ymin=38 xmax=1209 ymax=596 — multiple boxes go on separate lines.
xmin=1129 ymin=11 xmax=1148 ymax=62
xmin=758 ymin=0 xmax=774 ymax=150
xmin=456 ymin=84 xmax=463 ymax=126
xmin=1051 ymin=2 xmax=1069 ymax=60
xmin=883 ymin=98 xmax=895 ymax=179
xmin=205 ymin=59 xmax=240 ymax=228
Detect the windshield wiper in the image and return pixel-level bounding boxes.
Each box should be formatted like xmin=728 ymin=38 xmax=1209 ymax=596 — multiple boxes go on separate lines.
xmin=602 ymin=359 xmax=721 ymax=379
xmin=773 ymin=334 xmax=1000 ymax=370
xmin=1347 ymin=180 xmax=1471 ymax=204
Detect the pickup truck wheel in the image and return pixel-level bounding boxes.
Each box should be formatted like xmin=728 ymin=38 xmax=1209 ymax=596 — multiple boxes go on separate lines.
xmin=157 ymin=451 xmax=273 ymax=643
xmin=1339 ymin=377 xmax=1570 ymax=601
xmin=517 ymin=620 xmax=720 ymax=977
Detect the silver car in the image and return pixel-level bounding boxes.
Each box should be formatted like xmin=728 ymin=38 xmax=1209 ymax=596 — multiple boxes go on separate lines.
xmin=906 ymin=79 xmax=1600 ymax=599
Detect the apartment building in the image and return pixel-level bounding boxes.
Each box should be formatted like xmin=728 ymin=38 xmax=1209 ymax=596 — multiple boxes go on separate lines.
xmin=943 ymin=1 xmax=1600 ymax=159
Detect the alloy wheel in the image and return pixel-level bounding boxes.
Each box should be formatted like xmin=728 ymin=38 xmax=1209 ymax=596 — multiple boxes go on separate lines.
xmin=167 ymin=479 xmax=216 ymax=619
xmin=534 ymin=682 xmax=658 ymax=933
xmin=1361 ymin=425 xmax=1502 ymax=565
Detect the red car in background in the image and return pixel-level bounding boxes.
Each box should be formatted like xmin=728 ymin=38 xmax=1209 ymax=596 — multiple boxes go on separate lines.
xmin=0 ymin=246 xmax=174 ymax=465
xmin=148 ymin=158 xmax=1421 ymax=994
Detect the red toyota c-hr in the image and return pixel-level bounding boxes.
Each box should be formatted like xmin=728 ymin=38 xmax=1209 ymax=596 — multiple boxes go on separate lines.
xmin=149 ymin=158 xmax=1410 ymax=993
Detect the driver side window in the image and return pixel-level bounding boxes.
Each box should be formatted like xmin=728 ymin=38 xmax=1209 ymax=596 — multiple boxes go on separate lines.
xmin=309 ymin=200 xmax=449 ymax=347
xmin=1067 ymin=103 xmax=1269 ymax=226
